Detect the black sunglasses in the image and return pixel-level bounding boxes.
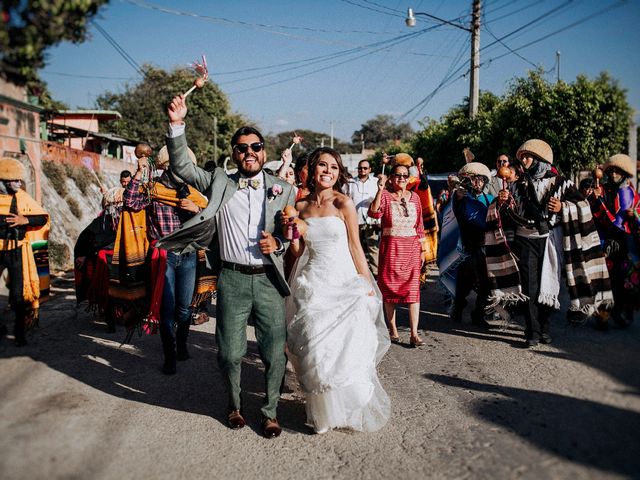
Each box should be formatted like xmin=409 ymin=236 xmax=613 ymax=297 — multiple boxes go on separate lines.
xmin=393 ymin=173 xmax=409 ymax=179
xmin=234 ymin=142 xmax=264 ymax=154
xmin=357 ymin=166 xmax=370 ymax=170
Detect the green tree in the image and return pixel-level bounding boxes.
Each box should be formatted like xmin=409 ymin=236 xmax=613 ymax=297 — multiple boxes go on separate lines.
xmin=0 ymin=0 xmax=109 ymax=85
xmin=263 ymin=129 xmax=354 ymax=163
xmin=412 ymin=71 xmax=632 ymax=175
xmin=351 ymin=114 xmax=414 ymax=149
xmin=96 ymin=65 xmax=245 ymax=165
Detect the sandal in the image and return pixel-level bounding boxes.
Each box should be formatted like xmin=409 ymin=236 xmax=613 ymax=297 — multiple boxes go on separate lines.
xmin=409 ymin=336 xmax=425 ymax=348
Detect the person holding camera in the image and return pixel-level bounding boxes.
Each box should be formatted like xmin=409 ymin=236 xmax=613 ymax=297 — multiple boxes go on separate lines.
xmin=451 ymin=162 xmax=494 ymax=327
xmin=123 ymin=146 xmax=207 ymax=374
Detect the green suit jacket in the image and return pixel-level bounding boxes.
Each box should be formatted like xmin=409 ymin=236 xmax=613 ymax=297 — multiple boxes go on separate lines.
xmin=156 ymin=133 xmax=296 ymax=296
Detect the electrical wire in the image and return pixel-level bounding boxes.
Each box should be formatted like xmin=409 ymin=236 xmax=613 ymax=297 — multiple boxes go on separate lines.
xmin=226 ymin=25 xmax=436 ymax=95
xmin=123 ymin=0 xmax=391 ymax=46
xmin=91 ymin=21 xmax=147 ymax=78
xmin=484 ymin=23 xmax=538 ymax=68
xmin=338 ymin=0 xmax=404 ymax=18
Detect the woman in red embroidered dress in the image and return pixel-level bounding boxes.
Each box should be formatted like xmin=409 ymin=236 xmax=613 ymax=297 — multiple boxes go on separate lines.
xmin=369 ymin=161 xmax=426 ymax=347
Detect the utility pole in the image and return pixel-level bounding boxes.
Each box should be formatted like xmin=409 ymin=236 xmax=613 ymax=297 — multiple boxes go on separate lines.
xmin=330 ymin=121 xmax=334 ymax=149
xmin=469 ymin=0 xmax=481 ymax=118
xmin=213 ymin=116 xmax=218 ymax=164
xmin=556 ymin=51 xmax=561 ymax=84
xmin=407 ymin=2 xmax=480 ymax=119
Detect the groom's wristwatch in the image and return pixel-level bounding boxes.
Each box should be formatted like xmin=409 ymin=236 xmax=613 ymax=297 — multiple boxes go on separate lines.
xmin=274 ymin=237 xmax=285 ymax=255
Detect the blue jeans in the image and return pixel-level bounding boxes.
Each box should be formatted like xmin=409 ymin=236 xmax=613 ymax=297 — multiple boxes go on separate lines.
xmin=160 ymin=250 xmax=197 ymax=337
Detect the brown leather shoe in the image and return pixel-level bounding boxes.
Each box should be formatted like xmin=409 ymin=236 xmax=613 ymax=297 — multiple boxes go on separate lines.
xmin=262 ymin=417 xmax=282 ymax=438
xmin=227 ymin=410 xmax=246 ymax=429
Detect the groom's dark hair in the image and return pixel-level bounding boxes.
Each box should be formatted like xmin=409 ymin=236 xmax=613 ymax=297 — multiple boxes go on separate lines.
xmin=231 ymin=126 xmax=264 ymax=146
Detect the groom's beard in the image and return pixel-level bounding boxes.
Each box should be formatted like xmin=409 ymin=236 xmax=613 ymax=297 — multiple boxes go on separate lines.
xmin=235 ymin=154 xmax=264 ymax=177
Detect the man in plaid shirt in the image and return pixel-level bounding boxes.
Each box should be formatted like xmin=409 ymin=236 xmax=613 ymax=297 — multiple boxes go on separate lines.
xmin=123 ymin=153 xmax=203 ymax=375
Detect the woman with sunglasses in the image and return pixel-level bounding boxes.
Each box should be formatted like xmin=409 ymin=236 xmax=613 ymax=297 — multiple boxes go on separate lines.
xmin=369 ymin=160 xmax=427 ymax=347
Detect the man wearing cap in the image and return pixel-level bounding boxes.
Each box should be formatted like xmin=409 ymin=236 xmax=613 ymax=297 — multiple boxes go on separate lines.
xmin=589 ymin=153 xmax=639 ymax=329
xmin=451 ymin=162 xmax=494 ymax=327
xmin=491 ymin=139 xmax=612 ymax=347
xmin=159 ymin=94 xmax=296 ymax=438
xmin=0 ymin=158 xmax=49 ymax=346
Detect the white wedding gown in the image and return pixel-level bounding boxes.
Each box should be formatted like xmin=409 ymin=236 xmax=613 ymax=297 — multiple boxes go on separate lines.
xmin=286 ymin=216 xmax=391 ymax=433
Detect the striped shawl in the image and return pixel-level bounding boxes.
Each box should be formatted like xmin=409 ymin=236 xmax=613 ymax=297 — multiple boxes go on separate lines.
xmin=486 ymin=176 xmax=613 ymax=314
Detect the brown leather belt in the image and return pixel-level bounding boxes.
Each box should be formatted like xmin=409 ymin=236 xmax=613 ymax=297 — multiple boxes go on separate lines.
xmin=221 ymin=261 xmax=268 ymax=275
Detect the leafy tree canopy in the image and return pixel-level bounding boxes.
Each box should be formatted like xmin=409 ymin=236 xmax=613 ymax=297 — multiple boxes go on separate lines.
xmin=412 ymin=70 xmax=632 ymax=175
xmin=1 ymin=0 xmax=108 ymax=85
xmin=96 ymin=65 xmax=246 ymax=165
xmin=263 ymin=129 xmax=354 ymax=164
xmin=351 ymin=114 xmax=414 ymax=149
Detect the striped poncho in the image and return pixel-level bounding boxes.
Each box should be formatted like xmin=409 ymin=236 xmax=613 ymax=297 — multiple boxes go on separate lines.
xmin=485 ymin=174 xmax=613 ymax=314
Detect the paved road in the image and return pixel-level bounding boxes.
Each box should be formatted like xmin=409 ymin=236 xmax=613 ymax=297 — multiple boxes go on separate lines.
xmin=0 ymin=270 xmax=638 ymax=479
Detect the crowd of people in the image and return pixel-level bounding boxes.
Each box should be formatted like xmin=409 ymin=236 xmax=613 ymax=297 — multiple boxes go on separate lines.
xmin=0 ymin=92 xmax=636 ymax=439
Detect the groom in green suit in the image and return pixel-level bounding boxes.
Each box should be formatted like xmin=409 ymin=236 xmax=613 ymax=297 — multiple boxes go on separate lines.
xmin=157 ymin=95 xmax=296 ymax=438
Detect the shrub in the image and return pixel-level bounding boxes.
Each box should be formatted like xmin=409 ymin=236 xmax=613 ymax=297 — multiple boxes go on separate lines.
xmin=67 ymin=197 xmax=82 ymax=219
xmin=42 ymin=160 xmax=68 ymax=197
xmin=64 ymin=164 xmax=93 ymax=195
xmin=48 ymin=241 xmax=70 ymax=270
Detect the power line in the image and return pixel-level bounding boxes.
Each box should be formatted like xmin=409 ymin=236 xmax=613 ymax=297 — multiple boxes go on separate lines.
xmin=226 ymin=26 xmax=436 ymax=95
xmin=338 ymin=0 xmax=404 ymax=18
xmin=482 ymin=0 xmax=627 ymax=65
xmin=219 ymin=28 xmax=432 ymax=86
xmin=41 ymin=70 xmax=138 ymax=80
xmin=125 ymin=0 xmax=395 ymax=38
xmin=214 ymin=25 xmax=441 ymax=77
xmin=484 ymin=23 xmax=538 ymax=68
xmin=401 ymin=0 xmax=627 ymax=121
xmin=91 ymin=21 xmax=147 ymax=78
xmin=360 ymin=0 xmax=404 ymax=14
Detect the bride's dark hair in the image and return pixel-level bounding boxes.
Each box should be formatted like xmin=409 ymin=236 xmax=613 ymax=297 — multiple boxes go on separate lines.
xmin=306 ymin=147 xmax=350 ymax=193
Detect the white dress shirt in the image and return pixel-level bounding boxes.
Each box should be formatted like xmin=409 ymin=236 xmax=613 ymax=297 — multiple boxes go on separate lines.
xmin=217 ymin=171 xmax=272 ymax=266
xmin=347 ymin=175 xmax=380 ymax=225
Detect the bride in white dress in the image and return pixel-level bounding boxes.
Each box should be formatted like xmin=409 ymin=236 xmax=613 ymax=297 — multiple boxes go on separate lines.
xmin=284 ymin=147 xmax=390 ymax=434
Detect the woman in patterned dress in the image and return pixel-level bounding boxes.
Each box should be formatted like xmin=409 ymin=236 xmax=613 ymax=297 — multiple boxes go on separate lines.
xmin=369 ymin=161 xmax=427 ymax=347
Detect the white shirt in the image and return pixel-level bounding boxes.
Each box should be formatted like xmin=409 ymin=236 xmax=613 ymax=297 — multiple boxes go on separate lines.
xmin=346 ymin=175 xmax=380 ymax=225
xmin=217 ymin=171 xmax=271 ymax=266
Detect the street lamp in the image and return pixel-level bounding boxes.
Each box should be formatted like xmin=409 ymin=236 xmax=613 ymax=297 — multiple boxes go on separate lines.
xmin=405 ymin=8 xmax=470 ymax=32
xmin=405 ymin=3 xmax=481 ymax=118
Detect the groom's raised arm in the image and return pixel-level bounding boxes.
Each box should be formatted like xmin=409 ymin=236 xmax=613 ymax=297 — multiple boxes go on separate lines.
xmin=166 ymin=94 xmax=216 ymax=193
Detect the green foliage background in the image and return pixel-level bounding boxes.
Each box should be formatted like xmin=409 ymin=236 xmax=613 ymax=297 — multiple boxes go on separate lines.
xmin=95 ymin=65 xmax=246 ymax=166
xmin=412 ymin=71 xmax=632 ymax=175
xmin=0 ymin=0 xmax=108 ymax=85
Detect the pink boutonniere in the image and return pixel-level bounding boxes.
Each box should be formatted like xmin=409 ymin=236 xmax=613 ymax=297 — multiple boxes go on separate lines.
xmin=268 ymin=184 xmax=284 ymax=202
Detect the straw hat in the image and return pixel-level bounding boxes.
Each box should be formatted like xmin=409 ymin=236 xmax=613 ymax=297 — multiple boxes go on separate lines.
xmin=516 ymin=139 xmax=553 ymax=164
xmin=0 ymin=157 xmax=25 ymax=181
xmin=459 ymin=162 xmax=491 ymax=179
xmin=156 ymin=146 xmax=197 ymax=170
xmin=603 ymin=153 xmax=635 ymax=177
xmin=393 ymin=153 xmax=414 ymax=167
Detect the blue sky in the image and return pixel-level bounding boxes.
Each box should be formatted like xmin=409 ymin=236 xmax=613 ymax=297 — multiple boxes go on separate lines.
xmin=40 ymin=0 xmax=640 ymax=142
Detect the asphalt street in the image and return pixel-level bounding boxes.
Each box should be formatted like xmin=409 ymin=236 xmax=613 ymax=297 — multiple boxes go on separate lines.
xmin=0 ymin=269 xmax=638 ymax=480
